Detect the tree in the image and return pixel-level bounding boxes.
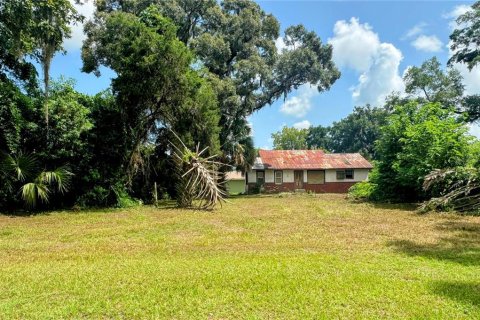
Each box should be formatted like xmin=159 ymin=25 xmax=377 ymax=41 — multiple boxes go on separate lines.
xmin=0 ymin=0 xmax=84 ymax=123
xmin=271 ymin=127 xmax=308 ymax=150
xmin=40 ymin=79 xmax=93 ymax=165
xmin=421 ymin=168 xmax=480 ymax=212
xmin=306 ymin=125 xmax=331 ymax=151
xmin=403 ymin=57 xmax=480 ymax=122
xmin=449 ymin=1 xmax=480 ymax=71
xmin=30 ymin=0 xmax=83 ymax=95
xmin=0 ymin=79 xmax=31 ymax=155
xmin=403 ymin=57 xmax=464 ymax=108
xmin=0 ymin=0 xmax=37 ymax=87
xmin=329 ymin=105 xmax=388 ymax=159
xmin=82 ymin=6 xmax=221 ymax=192
xmin=306 ymin=105 xmax=388 ymax=159
xmin=92 ymin=0 xmax=340 ymax=167
xmin=373 ymin=102 xmax=470 ymax=201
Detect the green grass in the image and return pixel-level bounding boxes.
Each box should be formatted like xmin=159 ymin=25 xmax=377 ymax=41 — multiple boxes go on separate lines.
xmin=1 ymin=194 xmax=480 ymax=319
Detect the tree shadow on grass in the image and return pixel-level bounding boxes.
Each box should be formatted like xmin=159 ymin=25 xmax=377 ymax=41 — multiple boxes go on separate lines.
xmin=369 ymin=201 xmax=418 ymax=212
xmin=388 ymin=220 xmax=480 ymax=266
xmin=430 ymin=280 xmax=480 ymax=308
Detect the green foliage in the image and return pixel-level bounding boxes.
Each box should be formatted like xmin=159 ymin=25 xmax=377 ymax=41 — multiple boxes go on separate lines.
xmin=306 ymin=125 xmax=331 ymax=151
xmin=42 ymin=79 xmax=93 ymax=162
xmin=1 ymin=153 xmax=73 ymax=209
xmin=305 ymin=105 xmax=388 ymax=159
xmin=271 ymin=127 xmax=308 ymax=150
xmin=328 ymin=105 xmax=388 ymax=159
xmin=0 ymin=79 xmax=31 ymax=154
xmin=0 ymin=0 xmax=37 ymax=86
xmin=112 ymin=183 xmax=141 ymax=208
xmin=348 ymin=181 xmax=377 ymax=201
xmin=404 ymin=57 xmax=464 ymax=108
xmin=94 ymin=0 xmax=340 ymax=169
xmin=372 ymin=102 xmax=470 ymax=201
xmin=82 ymin=6 xmax=220 ymax=185
xmin=0 ymin=0 xmax=84 ymax=92
xmin=449 ymin=1 xmax=480 ymax=70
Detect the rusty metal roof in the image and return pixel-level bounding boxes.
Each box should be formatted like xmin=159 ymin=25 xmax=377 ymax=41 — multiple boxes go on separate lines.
xmin=257 ymin=150 xmax=373 ymax=170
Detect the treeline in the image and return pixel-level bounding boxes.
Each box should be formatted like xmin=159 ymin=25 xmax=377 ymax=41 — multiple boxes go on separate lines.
xmin=0 ymin=0 xmax=340 ymax=211
xmin=272 ymin=104 xmax=387 ymax=159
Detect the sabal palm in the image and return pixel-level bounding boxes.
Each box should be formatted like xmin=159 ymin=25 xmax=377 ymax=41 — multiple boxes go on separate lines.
xmin=1 ymin=153 xmax=72 ymax=208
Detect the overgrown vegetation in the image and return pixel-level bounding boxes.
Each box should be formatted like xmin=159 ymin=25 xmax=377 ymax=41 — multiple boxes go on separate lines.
xmin=0 ymin=0 xmax=339 ymax=211
xmin=1 ymin=0 xmax=479 ymax=212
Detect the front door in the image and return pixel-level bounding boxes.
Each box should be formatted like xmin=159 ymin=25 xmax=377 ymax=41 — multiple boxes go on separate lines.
xmin=294 ymin=170 xmax=304 ymax=189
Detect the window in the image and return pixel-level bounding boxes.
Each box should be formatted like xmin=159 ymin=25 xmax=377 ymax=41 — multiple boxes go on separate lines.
xmin=337 ymin=170 xmax=354 ymax=180
xmin=307 ymin=170 xmax=325 ymax=184
xmin=345 ymin=169 xmax=354 ymax=179
xmin=274 ymin=170 xmax=283 ymax=184
xmin=256 ymin=171 xmax=265 ymax=185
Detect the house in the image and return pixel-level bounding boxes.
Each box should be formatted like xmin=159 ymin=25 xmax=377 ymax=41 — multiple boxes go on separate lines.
xmin=225 ymin=171 xmax=246 ymax=195
xmin=247 ymin=150 xmax=373 ymax=193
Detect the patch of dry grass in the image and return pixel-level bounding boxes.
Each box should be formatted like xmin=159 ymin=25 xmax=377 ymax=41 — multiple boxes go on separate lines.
xmin=0 ymin=194 xmax=479 ymax=318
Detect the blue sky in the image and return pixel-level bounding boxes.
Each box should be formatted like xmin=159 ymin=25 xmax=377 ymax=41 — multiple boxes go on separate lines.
xmin=51 ymin=1 xmax=479 ymax=148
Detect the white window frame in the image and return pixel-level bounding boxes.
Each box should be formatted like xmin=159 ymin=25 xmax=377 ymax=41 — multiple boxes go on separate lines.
xmin=256 ymin=171 xmax=265 ymax=185
xmin=274 ymin=170 xmax=283 ymax=184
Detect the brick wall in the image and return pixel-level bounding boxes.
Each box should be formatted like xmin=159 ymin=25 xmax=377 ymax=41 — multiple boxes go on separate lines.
xmin=305 ymin=182 xmax=356 ymax=193
xmin=247 ymin=182 xmax=357 ymax=193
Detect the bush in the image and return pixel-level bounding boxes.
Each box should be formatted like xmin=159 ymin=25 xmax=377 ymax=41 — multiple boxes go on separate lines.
xmin=348 ymin=181 xmax=377 ymax=201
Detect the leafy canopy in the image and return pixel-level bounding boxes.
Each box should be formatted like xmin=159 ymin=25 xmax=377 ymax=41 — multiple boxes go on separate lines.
xmin=272 ymin=127 xmax=308 ymax=150
xmin=373 ymin=102 xmax=471 ymax=201
xmin=449 ymin=1 xmax=480 ymax=70
xmin=92 ymin=0 xmax=340 ymax=166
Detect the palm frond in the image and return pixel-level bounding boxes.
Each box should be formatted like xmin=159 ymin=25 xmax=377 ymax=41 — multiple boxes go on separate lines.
xmin=1 ymin=153 xmax=38 ymax=182
xmin=170 ymin=131 xmax=228 ymax=210
xmin=21 ymin=182 xmax=50 ymax=208
xmin=421 ymin=167 xmax=480 ymax=213
xmin=39 ymin=166 xmax=73 ymax=193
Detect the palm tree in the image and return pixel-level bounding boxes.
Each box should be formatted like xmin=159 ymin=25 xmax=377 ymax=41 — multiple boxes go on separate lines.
xmin=1 ymin=153 xmax=72 ymax=208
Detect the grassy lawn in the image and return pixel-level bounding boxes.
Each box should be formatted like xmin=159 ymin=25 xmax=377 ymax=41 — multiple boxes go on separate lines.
xmin=1 ymin=194 xmax=479 ymax=319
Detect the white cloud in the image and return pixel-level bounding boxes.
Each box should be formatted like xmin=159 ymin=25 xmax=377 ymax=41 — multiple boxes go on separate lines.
xmin=454 ymin=61 xmax=480 ymax=95
xmin=469 ymin=124 xmax=480 ymax=139
xmin=411 ymin=35 xmax=443 ymax=52
xmin=275 ymin=37 xmax=287 ymax=53
xmin=443 ymin=4 xmax=472 ymax=29
xmin=293 ymin=120 xmax=312 ymax=130
xmin=279 ymin=85 xmax=317 ymax=117
xmin=328 ymin=18 xmax=380 ymax=72
xmin=329 ymin=18 xmax=404 ymax=106
xmin=352 ymin=43 xmax=404 ymax=106
xmin=63 ymin=0 xmax=95 ymax=51
xmin=404 ymin=22 xmax=427 ymax=39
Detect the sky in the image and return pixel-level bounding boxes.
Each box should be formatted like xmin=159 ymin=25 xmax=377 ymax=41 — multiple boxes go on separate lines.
xmin=51 ymin=0 xmax=479 ymax=149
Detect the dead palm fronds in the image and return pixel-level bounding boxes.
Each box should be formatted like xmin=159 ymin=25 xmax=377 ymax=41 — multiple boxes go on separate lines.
xmin=420 ymin=168 xmax=480 ymax=213
xmin=170 ymin=132 xmax=227 ymax=210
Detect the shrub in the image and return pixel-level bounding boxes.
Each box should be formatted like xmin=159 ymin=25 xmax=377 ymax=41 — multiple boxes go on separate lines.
xmin=348 ymin=181 xmax=377 ymax=201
